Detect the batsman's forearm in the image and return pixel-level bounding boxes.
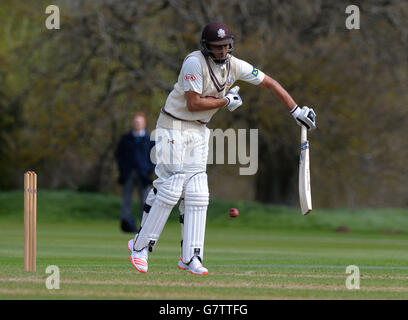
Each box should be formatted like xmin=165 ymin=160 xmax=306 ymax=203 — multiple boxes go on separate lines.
xmin=186 ymin=96 xmax=226 ymax=111
xmin=260 ymin=75 xmax=297 ymax=111
xmin=272 ymin=81 xmax=297 ymax=111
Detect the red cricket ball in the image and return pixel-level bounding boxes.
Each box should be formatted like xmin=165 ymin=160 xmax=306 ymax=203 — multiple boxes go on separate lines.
xmin=229 ymin=208 xmax=239 ymax=218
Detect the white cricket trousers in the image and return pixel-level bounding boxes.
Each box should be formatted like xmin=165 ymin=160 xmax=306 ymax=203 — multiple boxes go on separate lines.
xmin=153 ymin=122 xmax=210 ymax=189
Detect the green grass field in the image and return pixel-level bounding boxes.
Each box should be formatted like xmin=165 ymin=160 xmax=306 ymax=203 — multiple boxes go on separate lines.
xmin=1 ymin=190 xmax=408 ymax=299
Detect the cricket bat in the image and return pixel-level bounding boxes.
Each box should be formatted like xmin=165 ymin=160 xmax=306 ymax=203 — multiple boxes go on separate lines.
xmin=299 ymin=125 xmax=312 ymax=215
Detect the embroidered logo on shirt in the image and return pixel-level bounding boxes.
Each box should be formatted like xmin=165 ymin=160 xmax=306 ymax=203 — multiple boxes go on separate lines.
xmin=251 ymin=67 xmax=259 ymax=77
xmin=217 ymin=29 xmax=226 ymax=38
xmin=185 ymin=74 xmax=196 ymax=81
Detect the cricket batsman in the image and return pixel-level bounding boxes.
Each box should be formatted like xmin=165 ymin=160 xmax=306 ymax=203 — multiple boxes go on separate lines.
xmin=127 ymin=22 xmax=317 ymax=275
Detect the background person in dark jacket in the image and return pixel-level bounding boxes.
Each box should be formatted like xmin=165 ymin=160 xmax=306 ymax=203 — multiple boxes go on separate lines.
xmin=115 ymin=112 xmax=155 ymax=233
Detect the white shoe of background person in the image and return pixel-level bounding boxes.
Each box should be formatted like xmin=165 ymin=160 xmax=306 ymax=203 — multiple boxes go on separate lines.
xmin=127 ymin=239 xmax=148 ymax=273
xmin=187 ymin=256 xmax=209 ymax=275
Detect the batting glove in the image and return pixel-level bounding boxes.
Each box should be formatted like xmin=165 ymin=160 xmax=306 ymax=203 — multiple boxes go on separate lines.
xmin=224 ymin=86 xmax=243 ymax=112
xmin=291 ymin=105 xmax=317 ymax=130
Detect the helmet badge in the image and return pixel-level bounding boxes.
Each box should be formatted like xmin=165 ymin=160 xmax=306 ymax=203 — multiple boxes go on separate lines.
xmin=217 ymin=28 xmax=226 ymax=38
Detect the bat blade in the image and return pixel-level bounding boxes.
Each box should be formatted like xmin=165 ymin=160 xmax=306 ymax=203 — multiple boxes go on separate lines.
xmin=299 ymin=126 xmax=312 ymax=215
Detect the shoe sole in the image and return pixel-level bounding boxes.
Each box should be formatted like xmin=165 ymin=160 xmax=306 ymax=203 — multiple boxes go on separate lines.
xmin=189 ymin=270 xmax=208 ymax=275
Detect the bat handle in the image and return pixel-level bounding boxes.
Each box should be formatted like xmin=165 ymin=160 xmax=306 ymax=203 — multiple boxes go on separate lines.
xmin=301 ymin=125 xmax=308 ymax=143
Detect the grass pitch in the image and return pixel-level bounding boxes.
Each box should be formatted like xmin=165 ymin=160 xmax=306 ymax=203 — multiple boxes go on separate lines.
xmin=1 ymin=191 xmax=408 ymax=299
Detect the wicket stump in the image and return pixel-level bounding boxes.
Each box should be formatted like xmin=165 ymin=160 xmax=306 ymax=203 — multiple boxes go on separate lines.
xmin=24 ymin=171 xmax=37 ymax=272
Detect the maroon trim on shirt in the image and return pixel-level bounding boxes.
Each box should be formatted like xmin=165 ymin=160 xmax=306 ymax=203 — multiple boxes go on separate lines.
xmin=205 ymin=57 xmax=231 ymax=93
xmin=161 ymin=107 xmax=208 ymax=125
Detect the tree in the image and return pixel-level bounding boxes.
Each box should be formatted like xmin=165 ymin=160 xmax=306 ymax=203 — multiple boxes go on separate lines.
xmin=1 ymin=0 xmax=407 ymax=208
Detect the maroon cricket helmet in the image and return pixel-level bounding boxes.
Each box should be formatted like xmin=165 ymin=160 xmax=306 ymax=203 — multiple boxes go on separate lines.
xmin=200 ymin=22 xmax=234 ymax=64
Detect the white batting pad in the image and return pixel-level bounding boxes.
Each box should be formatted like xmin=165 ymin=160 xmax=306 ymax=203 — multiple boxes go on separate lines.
xmin=145 ymin=187 xmax=156 ymax=206
xmin=179 ymin=198 xmax=185 ymax=242
xmin=134 ymin=173 xmax=185 ymax=251
xmin=140 ymin=188 xmax=157 ymax=228
xmin=182 ymin=172 xmax=209 ymax=264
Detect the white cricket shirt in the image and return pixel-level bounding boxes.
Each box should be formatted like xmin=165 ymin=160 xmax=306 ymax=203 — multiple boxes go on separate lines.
xmin=161 ymin=50 xmax=265 ymax=124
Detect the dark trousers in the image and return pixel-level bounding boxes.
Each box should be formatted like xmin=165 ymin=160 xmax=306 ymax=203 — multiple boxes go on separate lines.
xmin=120 ymin=170 xmax=150 ymax=227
